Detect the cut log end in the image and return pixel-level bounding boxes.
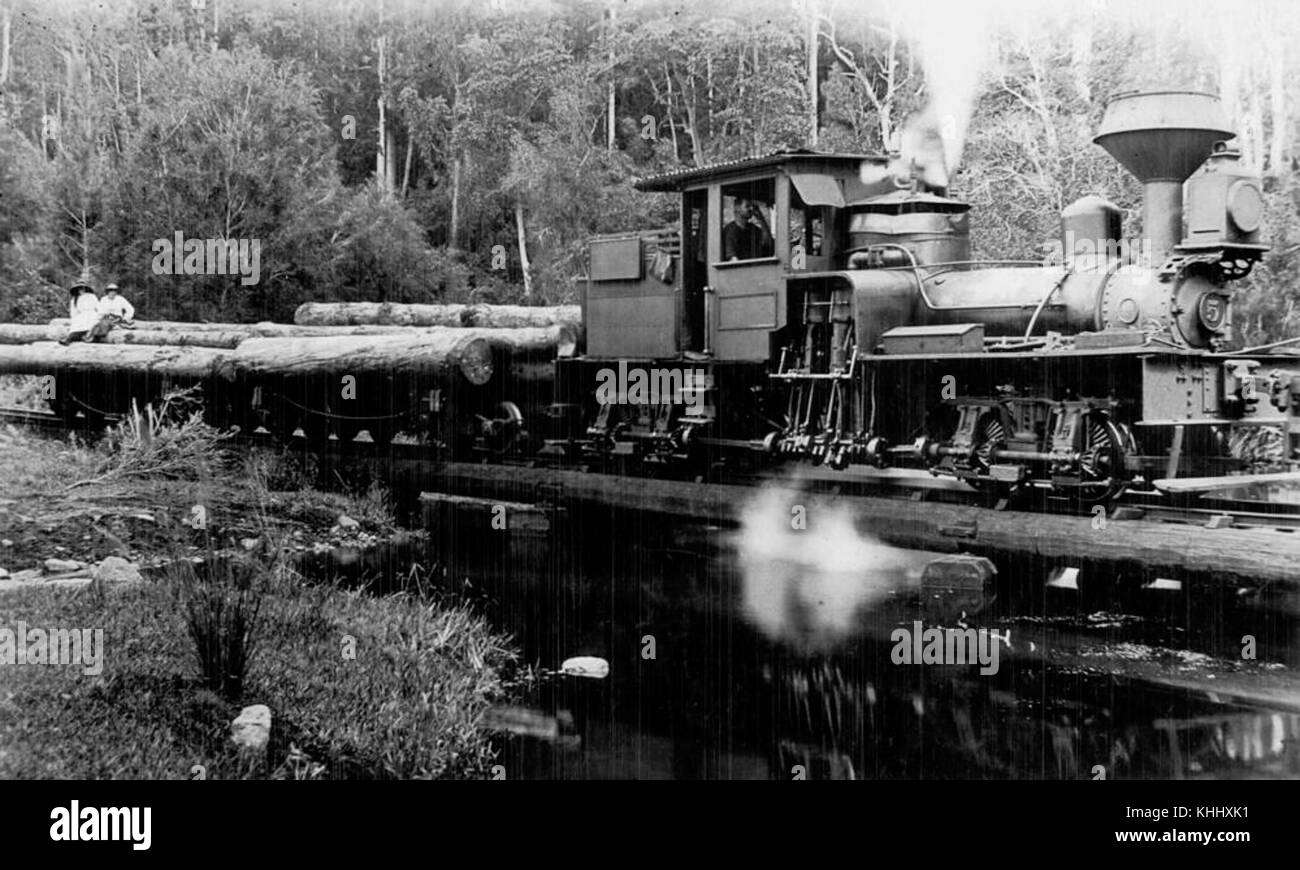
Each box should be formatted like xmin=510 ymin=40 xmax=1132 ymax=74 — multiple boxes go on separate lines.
xmin=457 ymin=336 xmax=494 ymax=386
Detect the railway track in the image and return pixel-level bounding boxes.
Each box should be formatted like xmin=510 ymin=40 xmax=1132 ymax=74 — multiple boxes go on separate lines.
xmin=8 ymin=404 xmax=1300 ymax=531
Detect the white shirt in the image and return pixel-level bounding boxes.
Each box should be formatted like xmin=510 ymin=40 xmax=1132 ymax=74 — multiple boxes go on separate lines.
xmin=68 ymin=294 xmax=101 ymax=332
xmin=100 ymin=294 xmax=135 ymax=321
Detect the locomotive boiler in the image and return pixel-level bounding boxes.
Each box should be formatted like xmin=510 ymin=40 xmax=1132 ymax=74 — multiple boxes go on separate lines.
xmin=569 ymin=90 xmax=1298 ymax=502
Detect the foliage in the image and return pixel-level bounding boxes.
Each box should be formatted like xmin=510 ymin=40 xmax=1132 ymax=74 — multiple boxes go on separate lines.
xmin=1 ymin=0 xmax=1299 ymax=338
xmin=74 ymin=390 xmax=233 ymax=488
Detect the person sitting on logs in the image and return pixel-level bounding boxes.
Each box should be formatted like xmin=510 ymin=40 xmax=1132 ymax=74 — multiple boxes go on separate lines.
xmin=59 ymin=281 xmax=101 ymax=345
xmin=98 ymin=283 xmax=136 ymax=328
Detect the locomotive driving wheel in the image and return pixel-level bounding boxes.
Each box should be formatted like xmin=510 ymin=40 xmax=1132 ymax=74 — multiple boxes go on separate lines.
xmin=965 ymin=407 xmax=1020 ymax=500
xmin=972 ymin=411 xmax=1009 ymax=471
xmin=475 ymin=401 xmax=525 ymax=457
xmin=1074 ymin=412 xmax=1133 ymax=504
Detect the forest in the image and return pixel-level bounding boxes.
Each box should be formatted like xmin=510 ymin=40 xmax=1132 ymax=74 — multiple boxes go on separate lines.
xmin=0 ymin=0 xmax=1297 ymax=344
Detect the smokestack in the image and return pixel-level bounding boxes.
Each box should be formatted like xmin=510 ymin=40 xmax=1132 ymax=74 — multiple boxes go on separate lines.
xmin=1093 ymin=91 xmax=1233 ymax=260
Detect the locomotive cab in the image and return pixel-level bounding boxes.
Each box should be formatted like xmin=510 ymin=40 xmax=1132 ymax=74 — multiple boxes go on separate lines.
xmin=568 ymin=150 xmax=897 ymax=468
xmin=613 ymin=149 xmax=898 ymax=362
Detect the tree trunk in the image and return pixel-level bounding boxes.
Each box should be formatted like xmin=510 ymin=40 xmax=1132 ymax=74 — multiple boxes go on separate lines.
xmin=462 ymin=304 xmax=582 ymax=331
xmin=0 ymin=343 xmax=227 ymax=379
xmin=0 ymin=6 xmax=11 ymax=89
xmin=458 ymin=325 xmax=579 ymax=358
xmin=401 ymin=138 xmax=413 ymax=196
xmin=663 ymin=62 xmax=680 ymax=162
xmin=219 ymin=333 xmax=493 ymax=384
xmin=606 ymin=4 xmax=616 ymax=151
xmin=806 ymin=0 xmax=818 ymax=147
xmin=45 ymin=318 xmax=580 ymax=351
xmin=0 ymin=325 xmax=246 ymax=348
xmin=515 ymin=204 xmax=533 ymax=299
xmin=385 ymin=122 xmax=398 ymax=192
xmin=449 ymin=154 xmax=461 ymax=249
xmin=376 ymin=33 xmax=389 ymax=191
xmin=295 ymin=302 xmax=469 ymax=327
xmin=293 ymin=302 xmax=582 ymax=331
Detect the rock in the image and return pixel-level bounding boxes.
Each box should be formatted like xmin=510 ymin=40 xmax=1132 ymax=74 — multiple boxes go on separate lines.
xmin=0 ymin=567 xmax=8 ymax=579
xmin=335 ymin=515 xmax=360 ymax=531
xmin=240 ymin=537 xmax=260 ymax=551
xmin=231 ymin=704 xmax=272 ymax=752
xmin=560 ymin=656 xmax=610 ymax=679
xmin=43 ymin=558 xmax=84 ymax=574
xmin=1 ymin=539 xmax=12 ymax=547
xmin=91 ymin=556 xmax=142 ymax=585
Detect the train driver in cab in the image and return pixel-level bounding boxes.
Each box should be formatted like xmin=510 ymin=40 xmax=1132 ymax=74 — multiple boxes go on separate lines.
xmin=723 ymin=197 xmax=774 ymax=261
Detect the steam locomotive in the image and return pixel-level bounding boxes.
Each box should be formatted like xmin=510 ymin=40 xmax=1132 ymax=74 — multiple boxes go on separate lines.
xmin=23 ymin=90 xmax=1300 ymax=506
xmin=551 ymin=90 xmax=1299 ymax=502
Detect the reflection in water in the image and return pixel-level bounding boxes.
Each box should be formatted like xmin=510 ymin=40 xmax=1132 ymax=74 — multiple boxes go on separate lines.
xmin=733 ymin=483 xmax=924 ymax=651
xmin=299 ymin=502 xmax=1300 ymax=780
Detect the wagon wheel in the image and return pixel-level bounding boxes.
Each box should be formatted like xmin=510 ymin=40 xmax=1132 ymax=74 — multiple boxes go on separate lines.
xmin=1074 ymin=412 xmax=1132 ymax=505
xmin=298 ymin=408 xmax=333 ymax=444
xmin=363 ymin=418 xmax=399 ymax=445
xmin=338 ymin=417 xmax=399 ymax=445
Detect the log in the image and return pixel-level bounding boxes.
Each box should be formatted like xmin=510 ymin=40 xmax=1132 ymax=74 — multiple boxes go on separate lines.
xmin=293 ymin=302 xmax=469 ymax=327
xmin=0 ymin=341 xmax=227 ymax=379
xmin=292 ymin=302 xmax=582 ymax=332
xmin=424 ymin=463 xmax=1300 ymax=589
xmin=461 ymin=304 xmax=582 ymax=331
xmin=48 ymin=319 xmax=427 ymax=338
xmin=46 ymin=316 xmax=584 ymax=348
xmin=458 ymin=325 xmax=578 ymax=358
xmin=0 ymin=324 xmax=245 ymax=348
xmin=219 ymin=333 xmax=493 ymax=385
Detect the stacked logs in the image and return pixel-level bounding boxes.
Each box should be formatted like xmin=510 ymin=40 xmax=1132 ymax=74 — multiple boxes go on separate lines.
xmin=292 ymin=301 xmax=582 ymax=334
xmin=0 ymin=305 xmax=582 ymax=388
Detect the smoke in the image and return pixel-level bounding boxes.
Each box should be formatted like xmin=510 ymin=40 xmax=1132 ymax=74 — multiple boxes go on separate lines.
xmin=732 ymin=479 xmax=924 ymax=651
xmin=850 ymin=2 xmax=1004 ymax=190
xmin=899 ymin=2 xmax=991 ymax=189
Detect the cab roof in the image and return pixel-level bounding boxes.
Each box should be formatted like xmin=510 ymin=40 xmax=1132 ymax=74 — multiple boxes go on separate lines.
xmin=633 ymin=148 xmax=889 ymax=193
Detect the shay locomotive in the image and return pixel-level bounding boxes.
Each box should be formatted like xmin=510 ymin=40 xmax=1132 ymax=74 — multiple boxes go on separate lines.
xmin=14 ymin=90 xmax=1300 ymax=507
xmin=553 ymin=89 xmax=1298 ymax=503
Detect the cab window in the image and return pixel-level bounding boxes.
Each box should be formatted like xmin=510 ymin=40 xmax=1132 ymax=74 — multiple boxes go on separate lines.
xmin=788 ymin=195 xmax=825 ymax=268
xmin=720 ymin=179 xmax=776 ymax=262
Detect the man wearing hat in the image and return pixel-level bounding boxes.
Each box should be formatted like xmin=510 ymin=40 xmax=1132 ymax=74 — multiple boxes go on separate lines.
xmin=99 ymin=283 xmax=136 ymax=327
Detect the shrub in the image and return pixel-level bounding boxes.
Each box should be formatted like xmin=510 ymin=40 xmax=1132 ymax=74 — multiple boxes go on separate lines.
xmin=72 ymin=389 xmax=232 ymax=488
xmin=173 ymin=553 xmax=267 ymax=702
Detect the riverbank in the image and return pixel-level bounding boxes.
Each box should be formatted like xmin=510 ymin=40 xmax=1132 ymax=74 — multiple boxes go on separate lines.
xmin=0 ymin=412 xmax=519 ymax=779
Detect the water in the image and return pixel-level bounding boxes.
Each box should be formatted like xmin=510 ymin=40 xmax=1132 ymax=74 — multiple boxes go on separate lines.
xmin=297 ymin=499 xmax=1300 ymax=780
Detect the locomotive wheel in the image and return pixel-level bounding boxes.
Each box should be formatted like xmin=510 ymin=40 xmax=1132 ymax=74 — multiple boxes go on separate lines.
xmin=475 ymin=401 xmax=525 ymax=457
xmin=963 ymin=408 xmax=1023 ymax=502
xmin=1074 ymin=413 xmax=1132 ymax=504
xmin=971 ymin=410 xmax=1009 ymax=471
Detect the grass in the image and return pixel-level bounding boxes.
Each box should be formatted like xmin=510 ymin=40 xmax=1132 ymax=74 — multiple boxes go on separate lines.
xmin=0 ymin=567 xmax=517 ymax=779
xmin=0 ymin=417 xmax=394 ymax=573
xmin=0 ymin=410 xmax=519 ymax=779
xmin=69 ymin=392 xmax=233 ymax=489
xmin=175 ymin=552 xmax=266 ymax=701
